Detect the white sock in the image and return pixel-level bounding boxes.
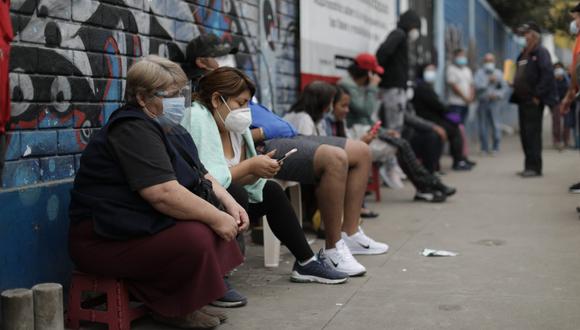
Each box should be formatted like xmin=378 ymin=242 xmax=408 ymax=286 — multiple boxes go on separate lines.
xmin=298 ymin=255 xmax=316 ymax=266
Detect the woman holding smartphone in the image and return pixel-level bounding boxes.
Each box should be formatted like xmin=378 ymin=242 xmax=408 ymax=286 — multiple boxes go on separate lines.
xmin=183 ymin=67 xmax=349 ymax=285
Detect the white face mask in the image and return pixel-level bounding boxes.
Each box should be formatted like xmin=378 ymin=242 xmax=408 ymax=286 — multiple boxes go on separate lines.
xmin=483 ymin=62 xmax=495 ymax=72
xmin=408 ymin=29 xmax=420 ymax=42
xmin=555 ymin=67 xmax=566 ymax=77
xmin=571 ymin=21 xmax=578 ymax=36
xmin=215 ymin=54 xmax=236 ymax=68
xmin=218 ymin=96 xmax=252 ymax=133
xmin=515 ymin=37 xmax=526 ymax=47
xmin=423 ymin=70 xmax=437 ymax=83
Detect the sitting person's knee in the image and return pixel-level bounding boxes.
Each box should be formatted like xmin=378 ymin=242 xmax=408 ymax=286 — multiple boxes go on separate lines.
xmin=315 ymin=145 xmax=348 ymax=174
xmin=346 ymin=139 xmax=372 ymax=163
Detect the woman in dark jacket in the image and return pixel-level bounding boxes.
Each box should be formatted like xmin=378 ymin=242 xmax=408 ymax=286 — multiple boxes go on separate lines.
xmin=68 ymin=55 xmax=248 ymax=329
xmin=413 ymin=63 xmax=473 ymax=171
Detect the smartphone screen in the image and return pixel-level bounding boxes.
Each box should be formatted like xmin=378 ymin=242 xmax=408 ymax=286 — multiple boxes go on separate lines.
xmin=278 ymin=148 xmax=298 ymax=163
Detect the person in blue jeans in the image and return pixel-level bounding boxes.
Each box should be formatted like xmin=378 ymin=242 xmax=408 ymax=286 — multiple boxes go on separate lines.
xmin=474 ymin=53 xmax=508 ymax=154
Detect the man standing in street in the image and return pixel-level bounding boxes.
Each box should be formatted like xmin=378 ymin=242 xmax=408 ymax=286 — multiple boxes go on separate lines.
xmin=560 ymin=3 xmax=580 ymax=193
xmin=375 ymin=10 xmax=449 ymax=184
xmin=474 ymin=53 xmax=508 ymax=155
xmin=510 ymin=22 xmax=558 ymax=178
xmin=447 ymin=48 xmax=475 ymax=125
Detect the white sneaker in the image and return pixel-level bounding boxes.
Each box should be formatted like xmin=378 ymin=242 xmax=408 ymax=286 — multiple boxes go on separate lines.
xmin=379 ymin=166 xmax=405 ymax=189
xmin=323 ymin=239 xmax=366 ymax=277
xmin=393 ymin=164 xmax=407 ymax=180
xmin=342 ymin=227 xmax=389 ymax=255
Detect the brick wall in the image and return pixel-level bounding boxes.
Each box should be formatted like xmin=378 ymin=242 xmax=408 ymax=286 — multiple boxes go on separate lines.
xmin=3 ymin=0 xmax=299 ymax=189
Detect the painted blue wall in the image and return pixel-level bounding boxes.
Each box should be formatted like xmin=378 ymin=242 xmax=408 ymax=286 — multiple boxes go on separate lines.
xmin=1 ymin=0 xmax=299 ymax=303
xmin=0 ymin=181 xmax=73 ymax=292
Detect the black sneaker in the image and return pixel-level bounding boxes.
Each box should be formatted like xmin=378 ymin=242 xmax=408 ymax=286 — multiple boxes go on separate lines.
xmin=434 ymin=181 xmax=457 ymax=197
xmin=211 ymin=279 xmax=247 ymax=308
xmin=414 ymin=189 xmax=447 ymax=203
xmin=452 ymin=161 xmax=472 ymax=171
xmin=465 ymin=159 xmax=477 ymax=167
xmin=569 ymin=182 xmax=580 ymax=194
xmin=291 ymin=253 xmax=349 ymax=285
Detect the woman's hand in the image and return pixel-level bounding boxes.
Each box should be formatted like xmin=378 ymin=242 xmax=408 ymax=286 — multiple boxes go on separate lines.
xmin=224 ymin=200 xmax=250 ymax=232
xmin=361 ymin=131 xmax=377 ymax=144
xmin=250 ymin=150 xmax=281 ymax=178
xmin=210 ymin=211 xmax=239 ymax=242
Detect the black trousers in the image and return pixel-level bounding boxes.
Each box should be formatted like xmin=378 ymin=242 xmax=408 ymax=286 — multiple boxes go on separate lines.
xmin=229 ymin=181 xmax=313 ymax=262
xmin=381 ymin=135 xmax=439 ymax=190
xmin=518 ymin=102 xmax=544 ymax=173
xmin=436 ymin=120 xmax=464 ymax=164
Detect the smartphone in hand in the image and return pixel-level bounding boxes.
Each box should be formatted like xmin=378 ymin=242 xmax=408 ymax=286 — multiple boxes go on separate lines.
xmin=369 ymin=121 xmax=382 ymax=135
xmin=277 ymin=148 xmax=298 ymax=164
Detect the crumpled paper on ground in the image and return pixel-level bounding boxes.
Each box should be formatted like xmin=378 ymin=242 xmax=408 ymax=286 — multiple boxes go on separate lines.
xmin=421 ymin=248 xmax=458 ymax=257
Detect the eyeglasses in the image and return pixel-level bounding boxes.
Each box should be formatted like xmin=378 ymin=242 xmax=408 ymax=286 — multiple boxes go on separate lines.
xmin=154 ymin=82 xmax=192 ymax=106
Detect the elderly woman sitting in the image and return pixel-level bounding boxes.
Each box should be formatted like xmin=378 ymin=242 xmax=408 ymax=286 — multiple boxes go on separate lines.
xmin=68 ymin=55 xmax=248 ymax=329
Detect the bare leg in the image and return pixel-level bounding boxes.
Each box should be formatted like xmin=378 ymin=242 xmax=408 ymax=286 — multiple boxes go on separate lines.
xmin=313 ymin=145 xmax=348 ymax=249
xmin=342 ymin=140 xmax=372 ymax=235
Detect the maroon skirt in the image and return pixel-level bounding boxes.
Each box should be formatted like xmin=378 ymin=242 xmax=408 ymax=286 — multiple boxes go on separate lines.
xmin=69 ymin=220 xmax=243 ymax=317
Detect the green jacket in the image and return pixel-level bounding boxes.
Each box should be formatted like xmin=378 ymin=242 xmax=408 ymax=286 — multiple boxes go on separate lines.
xmin=337 ymin=75 xmax=380 ymax=128
xmin=182 ymin=102 xmax=266 ymax=203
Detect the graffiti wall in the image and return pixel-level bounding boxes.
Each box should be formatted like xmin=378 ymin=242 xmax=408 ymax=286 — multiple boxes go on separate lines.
xmin=0 ymin=0 xmax=298 ymax=293
xmin=3 ymin=0 xmax=299 ymax=189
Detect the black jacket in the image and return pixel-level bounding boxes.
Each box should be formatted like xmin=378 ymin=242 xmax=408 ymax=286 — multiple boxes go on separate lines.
xmin=511 ymin=44 xmax=558 ymax=106
xmin=69 ymin=106 xmax=217 ymax=240
xmin=412 ymin=80 xmax=449 ymax=124
xmin=376 ymin=10 xmax=420 ymax=89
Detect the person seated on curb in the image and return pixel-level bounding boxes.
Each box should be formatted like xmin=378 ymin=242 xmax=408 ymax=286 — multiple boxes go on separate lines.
xmin=280 ymin=81 xmax=389 ymax=259
xmin=337 ymin=55 xmax=455 ymax=201
xmin=68 ymin=55 xmax=246 ymax=329
xmin=412 ymin=64 xmax=475 ymax=171
xmin=184 ymin=34 xmax=387 ymax=277
xmin=324 ymin=85 xmax=456 ymax=202
xmin=338 ymin=54 xmax=403 ymax=189
xmin=183 ymin=66 xmax=349 ymax=285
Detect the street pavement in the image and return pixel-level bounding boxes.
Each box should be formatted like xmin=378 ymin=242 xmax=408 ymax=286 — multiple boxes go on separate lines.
xmin=101 ymin=134 xmax=580 ymax=329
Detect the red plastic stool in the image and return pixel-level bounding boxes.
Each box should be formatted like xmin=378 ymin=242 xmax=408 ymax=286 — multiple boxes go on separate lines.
xmin=66 ymin=272 xmax=146 ymax=330
xmin=366 ymin=163 xmax=381 ymax=202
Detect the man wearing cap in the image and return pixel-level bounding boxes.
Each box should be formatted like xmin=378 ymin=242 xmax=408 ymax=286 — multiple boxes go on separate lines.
xmin=184 ymin=33 xmax=238 ymax=89
xmin=338 ymin=53 xmax=455 ymax=202
xmin=510 ymin=22 xmax=557 ymax=178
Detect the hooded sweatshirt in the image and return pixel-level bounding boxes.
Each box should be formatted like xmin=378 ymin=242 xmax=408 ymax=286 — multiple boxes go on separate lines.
xmin=376 ymin=10 xmax=420 ymax=89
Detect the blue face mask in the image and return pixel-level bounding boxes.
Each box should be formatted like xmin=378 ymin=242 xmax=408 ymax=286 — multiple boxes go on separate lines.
xmin=156 ymin=97 xmax=186 ymax=127
xmin=455 ymin=56 xmax=468 ymax=66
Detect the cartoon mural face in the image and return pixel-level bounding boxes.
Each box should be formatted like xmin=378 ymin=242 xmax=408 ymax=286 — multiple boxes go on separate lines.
xmin=4 ymin=0 xmax=298 ymax=189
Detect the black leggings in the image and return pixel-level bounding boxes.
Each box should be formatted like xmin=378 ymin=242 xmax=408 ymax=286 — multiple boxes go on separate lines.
xmin=381 ymin=135 xmax=439 ymax=190
xmin=229 ymin=181 xmax=313 ymax=262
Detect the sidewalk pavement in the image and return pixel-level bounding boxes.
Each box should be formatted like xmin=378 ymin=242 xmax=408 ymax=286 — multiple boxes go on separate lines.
xmin=114 ymin=135 xmax=580 ymax=329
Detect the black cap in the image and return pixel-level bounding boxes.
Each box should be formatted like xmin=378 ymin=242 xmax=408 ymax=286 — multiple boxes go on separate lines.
xmin=185 ymin=34 xmax=238 ymax=63
xmin=571 ymin=3 xmax=580 ymax=13
xmin=517 ymin=22 xmax=542 ymax=34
